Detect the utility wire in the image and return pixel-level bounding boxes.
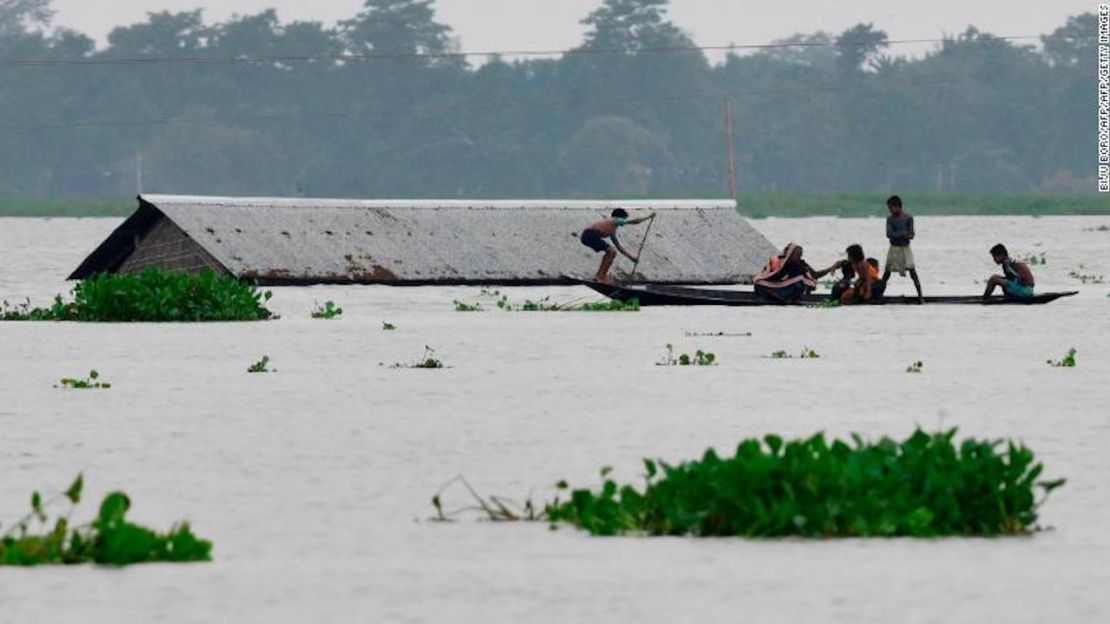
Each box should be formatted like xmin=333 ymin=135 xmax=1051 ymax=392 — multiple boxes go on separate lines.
xmin=0 ymin=34 xmax=1042 ymax=69
xmin=0 ymin=78 xmax=972 ymax=133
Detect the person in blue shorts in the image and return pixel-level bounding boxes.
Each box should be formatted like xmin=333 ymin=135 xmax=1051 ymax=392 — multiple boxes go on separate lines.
xmin=983 ymin=244 xmax=1035 ymax=300
xmin=579 ymin=208 xmax=655 ymax=282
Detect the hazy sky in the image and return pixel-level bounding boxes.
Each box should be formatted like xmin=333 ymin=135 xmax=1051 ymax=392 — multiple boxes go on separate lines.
xmin=52 ymin=0 xmax=1092 ymax=55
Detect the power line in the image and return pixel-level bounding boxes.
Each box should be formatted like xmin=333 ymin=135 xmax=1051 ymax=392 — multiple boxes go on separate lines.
xmin=0 ymin=78 xmax=972 ymax=133
xmin=0 ymin=34 xmax=1042 ymax=69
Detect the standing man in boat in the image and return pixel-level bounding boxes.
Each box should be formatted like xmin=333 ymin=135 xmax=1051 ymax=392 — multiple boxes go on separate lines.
xmin=580 ymin=208 xmax=655 ymax=283
xmin=881 ymin=195 xmax=924 ymax=304
xmin=983 ymin=244 xmax=1036 ymax=300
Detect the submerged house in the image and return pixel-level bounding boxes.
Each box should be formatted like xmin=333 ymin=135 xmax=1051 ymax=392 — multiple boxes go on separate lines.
xmin=70 ymin=195 xmax=777 ymax=285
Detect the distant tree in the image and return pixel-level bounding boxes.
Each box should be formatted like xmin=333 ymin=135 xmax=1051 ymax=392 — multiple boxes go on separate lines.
xmin=580 ymin=0 xmax=689 ymax=50
xmin=1042 ymin=12 xmax=1097 ymax=68
xmin=557 ymin=116 xmax=678 ymax=195
xmin=106 ymin=11 xmax=207 ymax=55
xmin=761 ymin=32 xmax=837 ymax=68
xmin=341 ymin=0 xmax=453 ymax=58
xmin=836 ymin=23 xmax=888 ymax=72
xmin=0 ymin=0 xmax=52 ymax=38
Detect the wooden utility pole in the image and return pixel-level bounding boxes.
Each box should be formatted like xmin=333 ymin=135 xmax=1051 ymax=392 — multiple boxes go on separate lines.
xmin=723 ymin=100 xmax=737 ymax=199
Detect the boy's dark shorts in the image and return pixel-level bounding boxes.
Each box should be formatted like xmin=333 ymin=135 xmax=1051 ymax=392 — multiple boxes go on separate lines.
xmin=580 ymin=229 xmax=610 ymax=253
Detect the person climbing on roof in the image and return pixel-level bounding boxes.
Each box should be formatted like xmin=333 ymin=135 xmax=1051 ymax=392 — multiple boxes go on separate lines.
xmin=881 ymin=195 xmax=924 ymax=304
xmin=839 ymin=244 xmax=885 ymax=305
xmin=754 ymin=243 xmax=840 ymax=303
xmin=580 ymin=208 xmax=655 ymax=283
xmin=983 ymin=243 xmax=1035 ymax=300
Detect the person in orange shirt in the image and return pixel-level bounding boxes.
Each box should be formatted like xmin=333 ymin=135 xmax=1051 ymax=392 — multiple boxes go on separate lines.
xmin=839 ymin=244 xmax=885 ymax=305
xmin=579 ymin=208 xmax=655 ymax=283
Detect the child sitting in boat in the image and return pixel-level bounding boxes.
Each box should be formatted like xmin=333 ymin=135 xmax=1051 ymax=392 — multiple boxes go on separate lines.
xmin=839 ymin=244 xmax=885 ymax=305
xmin=580 ymin=208 xmax=655 ymax=283
xmin=983 ymin=244 xmax=1035 ymax=300
xmin=755 ymin=243 xmax=841 ymax=303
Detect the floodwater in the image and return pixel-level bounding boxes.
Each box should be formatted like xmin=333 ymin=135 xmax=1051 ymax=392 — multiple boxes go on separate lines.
xmin=1 ymin=216 xmax=1109 ymax=624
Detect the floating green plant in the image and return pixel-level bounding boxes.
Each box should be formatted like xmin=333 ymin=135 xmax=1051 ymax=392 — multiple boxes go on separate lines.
xmin=1046 ymin=348 xmax=1077 ymax=368
xmin=807 ymin=299 xmax=841 ymax=309
xmin=55 ymin=370 xmax=111 ymax=390
xmin=248 ymin=356 xmax=274 ymax=373
xmin=310 ymin=300 xmax=343 ymax=319
xmin=453 ymin=300 xmax=483 ymax=312
xmin=382 ymin=321 xmax=397 ymax=331
xmin=771 ymin=347 xmax=820 ymax=359
xmin=0 ymin=269 xmax=273 ymax=322
xmin=1068 ymin=270 xmax=1105 ymax=285
xmin=657 ymin=344 xmax=716 ymax=366
xmin=685 ymin=331 xmax=752 ymax=338
xmin=387 ymin=346 xmax=445 ymax=369
xmin=574 ymin=299 xmax=640 ymax=312
xmin=906 ymin=361 xmax=924 ymax=374
xmin=540 ymin=429 xmax=1065 ymax=538
xmin=1020 ymin=252 xmax=1047 ymax=266
xmin=1 ymin=474 xmax=212 ymax=566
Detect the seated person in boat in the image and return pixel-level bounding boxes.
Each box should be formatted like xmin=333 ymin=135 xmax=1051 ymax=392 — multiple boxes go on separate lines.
xmin=579 ymin=208 xmax=655 ymax=283
xmin=839 ymin=244 xmax=886 ymax=305
xmin=754 ymin=243 xmax=839 ymax=303
xmin=826 ymin=257 xmax=879 ymax=301
xmin=983 ymin=243 xmax=1035 ymax=300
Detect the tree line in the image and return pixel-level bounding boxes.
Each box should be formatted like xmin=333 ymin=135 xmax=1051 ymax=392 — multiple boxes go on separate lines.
xmin=0 ymin=0 xmax=1099 ymax=198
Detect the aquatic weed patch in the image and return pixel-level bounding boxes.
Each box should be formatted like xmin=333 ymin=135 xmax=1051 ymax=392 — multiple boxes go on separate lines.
xmin=544 ymin=429 xmax=1064 ymax=537
xmin=382 ymin=321 xmax=397 ymax=331
xmin=906 ymin=361 xmax=924 ymax=374
xmin=55 ymin=370 xmax=111 ymax=389
xmin=1 ymin=269 xmax=273 ymax=322
xmin=770 ymin=347 xmax=821 ymax=359
xmin=386 ymin=346 xmax=446 ymax=369
xmin=657 ymin=344 xmax=716 ymax=366
xmin=310 ymin=300 xmax=343 ymax=319
xmin=1 ymin=474 xmax=211 ymax=566
xmin=1068 ymin=270 xmax=1105 ymax=284
xmin=1046 ymin=348 xmax=1077 ymax=368
xmin=454 ymin=294 xmax=639 ymax=312
xmin=248 ymin=356 xmax=275 ymax=373
xmin=1019 ymin=252 xmax=1047 ymax=266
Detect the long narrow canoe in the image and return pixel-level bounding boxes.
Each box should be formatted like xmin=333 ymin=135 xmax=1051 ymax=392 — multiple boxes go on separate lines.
xmin=578 ymin=280 xmax=1078 ymax=307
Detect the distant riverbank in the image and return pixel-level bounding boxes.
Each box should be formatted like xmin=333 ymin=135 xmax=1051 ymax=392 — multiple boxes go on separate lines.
xmin=1 ymin=192 xmax=1107 ymax=218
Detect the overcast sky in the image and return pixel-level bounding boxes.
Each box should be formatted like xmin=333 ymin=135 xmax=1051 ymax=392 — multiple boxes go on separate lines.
xmin=52 ymin=0 xmax=1092 ymax=55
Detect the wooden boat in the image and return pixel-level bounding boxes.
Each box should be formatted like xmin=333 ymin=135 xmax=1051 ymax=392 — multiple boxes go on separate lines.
xmin=576 ymin=280 xmax=1078 ymax=307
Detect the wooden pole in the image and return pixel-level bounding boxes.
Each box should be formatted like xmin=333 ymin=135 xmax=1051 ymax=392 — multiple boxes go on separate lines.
xmin=630 ymin=214 xmax=656 ymax=282
xmin=723 ymin=100 xmax=737 ymax=199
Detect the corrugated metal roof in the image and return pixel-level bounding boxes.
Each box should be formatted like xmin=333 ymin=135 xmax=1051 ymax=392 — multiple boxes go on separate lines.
xmin=72 ymin=195 xmax=778 ymax=285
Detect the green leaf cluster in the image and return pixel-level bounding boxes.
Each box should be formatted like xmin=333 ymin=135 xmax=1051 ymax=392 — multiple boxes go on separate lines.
xmin=456 ymin=295 xmax=639 ymax=312
xmin=657 ymin=344 xmax=715 ymax=366
xmin=310 ymin=300 xmax=343 ymax=319
xmin=1046 ymin=348 xmax=1077 ymax=368
xmin=907 ymin=361 xmax=924 ymax=373
xmin=247 ymin=355 xmax=274 ymax=373
xmin=1 ymin=475 xmax=212 ymax=566
xmin=771 ymin=347 xmax=821 ymax=359
xmin=1 ymin=269 xmax=273 ymax=322
xmin=546 ymin=429 xmax=1065 ymax=538
xmin=56 ymin=370 xmax=111 ymax=389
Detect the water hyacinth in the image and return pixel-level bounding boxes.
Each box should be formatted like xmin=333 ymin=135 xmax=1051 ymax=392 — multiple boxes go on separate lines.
xmin=1 ymin=269 xmax=273 ymax=322
xmin=1 ymin=475 xmax=211 ymax=566
xmin=546 ymin=429 xmax=1064 ymax=538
